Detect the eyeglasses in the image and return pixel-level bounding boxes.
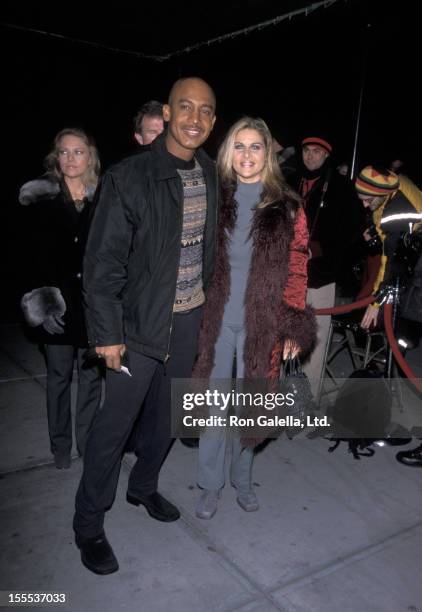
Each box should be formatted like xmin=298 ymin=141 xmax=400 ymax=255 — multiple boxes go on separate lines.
xmin=234 ymin=143 xmax=265 ymax=154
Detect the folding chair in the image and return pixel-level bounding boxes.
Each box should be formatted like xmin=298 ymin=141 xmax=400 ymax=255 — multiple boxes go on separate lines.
xmin=316 ymin=314 xmax=386 ymax=405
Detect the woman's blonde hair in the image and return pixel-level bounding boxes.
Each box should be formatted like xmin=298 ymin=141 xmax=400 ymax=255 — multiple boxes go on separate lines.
xmin=217 ymin=116 xmax=295 ymax=208
xmin=44 ymin=127 xmax=100 ymax=188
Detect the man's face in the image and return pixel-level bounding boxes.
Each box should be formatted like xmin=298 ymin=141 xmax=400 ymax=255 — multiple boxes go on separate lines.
xmin=163 ymin=79 xmax=216 ymax=160
xmin=134 ymin=115 xmax=164 ymax=146
xmin=357 ymin=193 xmax=385 ymax=212
xmin=302 ymin=144 xmax=328 ymax=172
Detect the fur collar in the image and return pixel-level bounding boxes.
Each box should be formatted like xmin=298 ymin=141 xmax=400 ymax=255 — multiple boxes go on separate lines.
xmin=193 ymin=182 xmax=315 ymax=380
xmin=19 ymin=177 xmax=96 ymax=206
xmin=219 ymin=180 xmax=297 ymax=233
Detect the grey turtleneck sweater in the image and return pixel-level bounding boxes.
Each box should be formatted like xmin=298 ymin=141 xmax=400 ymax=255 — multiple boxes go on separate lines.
xmin=223 ymin=180 xmax=262 ymax=325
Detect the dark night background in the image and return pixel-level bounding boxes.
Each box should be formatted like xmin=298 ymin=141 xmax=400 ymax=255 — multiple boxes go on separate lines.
xmin=1 ymin=0 xmax=421 ymax=321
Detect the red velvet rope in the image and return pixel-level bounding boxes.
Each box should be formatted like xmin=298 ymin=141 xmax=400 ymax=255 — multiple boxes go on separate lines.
xmin=383 ymin=303 xmax=422 ymax=394
xmin=314 ymin=295 xmax=374 ymax=315
xmin=313 ymin=295 xmax=422 ymax=393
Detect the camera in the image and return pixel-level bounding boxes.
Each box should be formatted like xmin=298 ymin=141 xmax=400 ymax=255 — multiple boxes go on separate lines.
xmin=365 ymin=224 xmax=382 ymax=254
xmin=394 ymin=229 xmax=422 ymax=276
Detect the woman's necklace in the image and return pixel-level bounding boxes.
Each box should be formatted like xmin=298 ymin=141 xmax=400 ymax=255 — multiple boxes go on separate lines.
xmin=71 ymin=185 xmax=87 ymax=212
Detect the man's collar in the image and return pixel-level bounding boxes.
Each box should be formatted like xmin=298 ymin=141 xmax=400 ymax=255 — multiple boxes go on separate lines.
xmin=150 ymin=132 xmax=213 ymax=180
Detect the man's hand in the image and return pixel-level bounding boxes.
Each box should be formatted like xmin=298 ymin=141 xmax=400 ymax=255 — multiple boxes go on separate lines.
xmin=360 ymin=305 xmax=379 ymax=330
xmin=283 ymin=339 xmax=300 ymax=360
xmin=95 ymin=344 xmax=126 ymax=371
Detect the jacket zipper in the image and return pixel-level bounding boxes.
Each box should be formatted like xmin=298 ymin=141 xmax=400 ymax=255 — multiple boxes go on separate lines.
xmin=164 ymin=177 xmax=185 ymax=365
xmin=164 ymin=319 xmax=173 ymax=365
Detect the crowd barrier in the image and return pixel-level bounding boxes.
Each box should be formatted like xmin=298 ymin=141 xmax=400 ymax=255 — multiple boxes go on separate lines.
xmin=314 ymin=296 xmax=422 ymax=394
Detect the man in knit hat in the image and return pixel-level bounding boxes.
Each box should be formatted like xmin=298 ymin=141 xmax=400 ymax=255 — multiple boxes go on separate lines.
xmin=287 ymin=134 xmax=363 ymax=399
xmin=355 ymin=165 xmax=422 ymax=467
xmin=355 ymin=165 xmax=422 ymax=329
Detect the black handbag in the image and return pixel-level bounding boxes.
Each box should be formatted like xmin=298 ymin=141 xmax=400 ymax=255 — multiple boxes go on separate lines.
xmin=281 ymin=357 xmax=315 ymax=438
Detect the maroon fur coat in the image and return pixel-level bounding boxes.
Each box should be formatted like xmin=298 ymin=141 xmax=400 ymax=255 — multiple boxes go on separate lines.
xmin=193 ymin=183 xmax=316 ymax=380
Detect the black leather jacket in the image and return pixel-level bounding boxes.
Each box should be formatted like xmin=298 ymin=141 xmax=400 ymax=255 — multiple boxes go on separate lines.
xmin=83 ymin=135 xmax=218 ymax=360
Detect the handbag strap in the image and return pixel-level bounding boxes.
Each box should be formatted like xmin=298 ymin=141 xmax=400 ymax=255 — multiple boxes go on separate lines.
xmin=282 ymin=356 xmax=302 ymax=378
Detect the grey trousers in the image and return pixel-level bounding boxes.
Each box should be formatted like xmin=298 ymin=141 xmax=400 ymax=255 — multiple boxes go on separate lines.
xmin=302 ymin=283 xmax=336 ymax=397
xmin=198 ymin=323 xmax=254 ymax=491
xmin=45 ymin=345 xmax=102 ymax=457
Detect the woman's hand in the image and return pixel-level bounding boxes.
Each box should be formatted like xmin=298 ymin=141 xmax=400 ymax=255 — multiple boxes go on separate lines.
xmin=360 ymin=304 xmax=379 ymax=330
xmin=283 ymin=339 xmax=300 ymax=360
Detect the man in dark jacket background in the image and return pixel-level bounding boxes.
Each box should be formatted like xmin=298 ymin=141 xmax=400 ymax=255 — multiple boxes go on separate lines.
xmin=73 ymin=77 xmax=217 ymax=575
xmin=287 ymin=135 xmax=363 ymax=397
xmin=133 ymin=99 xmax=164 ymax=146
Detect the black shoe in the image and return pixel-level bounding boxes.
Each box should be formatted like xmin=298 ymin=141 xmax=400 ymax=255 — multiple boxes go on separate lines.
xmin=75 ymin=531 xmax=119 ymax=575
xmin=396 ymin=445 xmax=422 ymax=467
xmin=180 ymin=438 xmax=199 ymax=448
xmin=126 ymin=491 xmax=180 ymax=522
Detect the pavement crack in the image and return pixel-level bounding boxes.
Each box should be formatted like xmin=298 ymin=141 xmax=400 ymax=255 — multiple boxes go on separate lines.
xmin=268 ymin=518 xmax=422 ymax=597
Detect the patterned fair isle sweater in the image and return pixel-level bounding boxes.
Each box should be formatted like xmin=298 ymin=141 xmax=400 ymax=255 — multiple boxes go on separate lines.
xmin=174 ymin=159 xmax=207 ymax=313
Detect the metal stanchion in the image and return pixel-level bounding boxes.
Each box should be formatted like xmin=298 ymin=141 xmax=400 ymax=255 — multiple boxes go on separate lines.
xmin=385 ymin=278 xmax=401 ymax=380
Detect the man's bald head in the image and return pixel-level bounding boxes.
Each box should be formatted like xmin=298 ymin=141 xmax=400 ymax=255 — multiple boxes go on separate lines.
xmin=163 ymin=76 xmax=216 ymax=161
xmin=168 ymin=77 xmax=216 ymax=111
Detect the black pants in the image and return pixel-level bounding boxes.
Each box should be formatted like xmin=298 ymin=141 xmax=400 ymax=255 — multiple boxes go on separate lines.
xmin=45 ymin=345 xmax=102 ymax=457
xmin=73 ymin=307 xmax=202 ymax=538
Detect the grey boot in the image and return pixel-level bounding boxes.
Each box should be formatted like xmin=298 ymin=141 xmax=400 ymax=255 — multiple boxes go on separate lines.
xmin=236 ymin=490 xmax=259 ymax=512
xmin=195 ymin=489 xmax=221 ymax=520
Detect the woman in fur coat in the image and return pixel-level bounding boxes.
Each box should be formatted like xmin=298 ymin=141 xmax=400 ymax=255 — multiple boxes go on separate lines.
xmin=193 ymin=117 xmax=316 ymax=519
xmin=20 ymin=128 xmax=102 ymax=469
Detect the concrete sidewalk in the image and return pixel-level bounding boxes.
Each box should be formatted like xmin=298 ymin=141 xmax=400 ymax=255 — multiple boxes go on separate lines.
xmin=1 ymin=323 xmax=422 ymax=612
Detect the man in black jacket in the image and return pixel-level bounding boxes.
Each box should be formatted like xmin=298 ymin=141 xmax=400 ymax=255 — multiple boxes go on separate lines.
xmin=287 ymin=136 xmax=363 ymax=398
xmin=73 ymin=77 xmax=217 ymax=574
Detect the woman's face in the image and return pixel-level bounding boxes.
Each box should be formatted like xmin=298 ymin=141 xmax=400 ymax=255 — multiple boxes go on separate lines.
xmin=57 ymin=135 xmax=91 ymax=180
xmin=232 ymin=128 xmax=266 ymax=183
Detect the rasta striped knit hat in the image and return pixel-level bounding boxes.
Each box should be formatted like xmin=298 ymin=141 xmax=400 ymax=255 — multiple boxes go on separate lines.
xmin=301 ymin=136 xmax=332 ymax=154
xmin=355 ymin=166 xmax=399 ymax=196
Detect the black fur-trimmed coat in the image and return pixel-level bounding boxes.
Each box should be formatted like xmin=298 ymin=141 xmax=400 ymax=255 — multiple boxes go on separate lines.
xmin=193 ymin=183 xmax=316 ymax=380
xmin=20 ymin=178 xmax=96 ymax=346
